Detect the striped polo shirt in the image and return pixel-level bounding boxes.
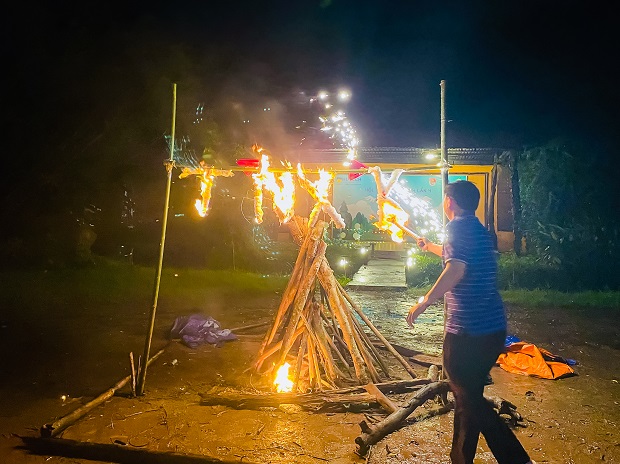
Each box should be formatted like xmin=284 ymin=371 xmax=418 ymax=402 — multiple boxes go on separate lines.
xmin=443 ymin=213 xmax=506 ymax=335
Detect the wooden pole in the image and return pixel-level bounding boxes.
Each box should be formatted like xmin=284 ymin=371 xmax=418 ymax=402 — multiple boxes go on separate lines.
xmin=440 ymin=79 xmax=449 ymax=345
xmin=137 ymin=83 xmax=177 ymax=396
xmin=337 ymin=281 xmax=418 ymax=379
xmin=41 ymin=347 xmax=167 ymax=438
xmin=355 ymin=380 xmax=451 ymax=456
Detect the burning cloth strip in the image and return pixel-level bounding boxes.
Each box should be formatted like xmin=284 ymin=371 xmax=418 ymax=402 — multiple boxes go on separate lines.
xmin=179 ymin=164 xmax=234 ymax=217
xmin=369 ymin=166 xmax=409 ymax=243
xmin=252 ymin=152 xmax=296 ymax=224
xmin=296 ymin=164 xmax=346 ymax=229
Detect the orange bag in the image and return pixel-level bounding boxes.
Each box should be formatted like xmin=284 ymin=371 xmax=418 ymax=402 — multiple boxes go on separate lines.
xmin=496 ymin=342 xmax=575 ymax=379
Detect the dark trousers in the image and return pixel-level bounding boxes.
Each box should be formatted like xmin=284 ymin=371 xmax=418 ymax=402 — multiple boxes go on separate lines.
xmin=443 ymin=331 xmax=530 ymax=464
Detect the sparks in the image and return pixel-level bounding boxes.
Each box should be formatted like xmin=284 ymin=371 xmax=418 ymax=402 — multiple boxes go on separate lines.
xmin=311 ymin=89 xmax=360 ymax=164
xmin=369 ymin=166 xmax=409 ymax=243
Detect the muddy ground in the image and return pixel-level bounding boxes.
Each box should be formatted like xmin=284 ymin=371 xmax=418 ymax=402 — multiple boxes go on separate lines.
xmin=0 ymin=288 xmax=619 ymax=463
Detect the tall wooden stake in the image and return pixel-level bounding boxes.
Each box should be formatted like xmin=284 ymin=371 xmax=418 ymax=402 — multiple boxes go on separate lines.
xmin=440 ymin=80 xmax=449 ymax=338
xmin=137 ymin=83 xmax=177 ymax=396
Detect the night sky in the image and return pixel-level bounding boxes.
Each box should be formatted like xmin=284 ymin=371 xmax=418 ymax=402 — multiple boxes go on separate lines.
xmin=4 ymin=1 xmax=619 ymax=163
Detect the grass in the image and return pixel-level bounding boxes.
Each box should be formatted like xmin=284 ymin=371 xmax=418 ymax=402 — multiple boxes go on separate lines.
xmin=405 ymin=286 xmax=620 ymax=309
xmin=501 ymin=289 xmax=620 ymax=308
xmin=0 ymin=257 xmax=289 ymax=311
xmin=1 ymin=256 xmax=617 ymax=312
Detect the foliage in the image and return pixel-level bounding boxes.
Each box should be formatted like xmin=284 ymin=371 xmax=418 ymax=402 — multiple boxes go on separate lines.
xmin=0 ymin=257 xmax=288 ymax=315
xmin=325 ymin=240 xmax=370 ymax=278
xmin=404 ymin=252 xmax=443 ymax=287
xmin=404 ymin=250 xmax=619 ymax=292
xmin=516 ymin=141 xmax=619 ymax=290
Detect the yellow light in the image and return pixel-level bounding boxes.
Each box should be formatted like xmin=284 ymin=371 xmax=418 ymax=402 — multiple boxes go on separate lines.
xmin=274 ymin=362 xmax=294 ymax=393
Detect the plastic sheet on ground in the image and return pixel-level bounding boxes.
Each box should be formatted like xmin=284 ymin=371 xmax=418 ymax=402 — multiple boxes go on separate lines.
xmin=169 ymin=314 xmax=237 ymax=348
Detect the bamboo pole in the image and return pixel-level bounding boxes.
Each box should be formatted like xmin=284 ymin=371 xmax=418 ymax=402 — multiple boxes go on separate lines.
xmin=41 ymin=347 xmax=167 ymax=438
xmin=136 ymin=83 xmax=177 ymax=396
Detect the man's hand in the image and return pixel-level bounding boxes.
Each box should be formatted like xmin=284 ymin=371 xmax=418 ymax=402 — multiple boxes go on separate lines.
xmin=407 ymin=298 xmax=429 ymax=327
xmin=416 ymin=237 xmax=430 ymax=251
xmin=416 ymin=237 xmax=442 ymax=257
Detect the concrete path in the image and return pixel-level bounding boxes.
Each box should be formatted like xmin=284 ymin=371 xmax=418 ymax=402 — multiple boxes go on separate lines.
xmin=346 ymin=251 xmax=407 ymax=290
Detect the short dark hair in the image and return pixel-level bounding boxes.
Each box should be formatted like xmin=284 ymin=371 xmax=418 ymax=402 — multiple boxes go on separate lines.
xmin=445 ymin=180 xmax=480 ymax=212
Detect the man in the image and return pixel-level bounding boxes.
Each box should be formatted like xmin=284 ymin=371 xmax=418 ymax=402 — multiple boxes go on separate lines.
xmin=407 ymin=180 xmax=534 ymax=464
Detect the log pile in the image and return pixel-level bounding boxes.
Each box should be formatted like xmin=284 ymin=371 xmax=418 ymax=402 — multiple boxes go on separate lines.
xmin=254 ymin=216 xmax=416 ymax=392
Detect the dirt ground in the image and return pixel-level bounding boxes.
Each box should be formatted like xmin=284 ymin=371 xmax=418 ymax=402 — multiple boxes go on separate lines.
xmin=1 ymin=291 xmax=619 ymax=463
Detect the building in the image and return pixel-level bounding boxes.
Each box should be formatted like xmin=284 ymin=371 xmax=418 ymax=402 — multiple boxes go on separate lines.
xmin=285 ymin=147 xmax=517 ymax=252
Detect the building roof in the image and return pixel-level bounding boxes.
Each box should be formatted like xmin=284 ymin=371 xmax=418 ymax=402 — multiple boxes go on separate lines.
xmin=285 ymin=147 xmax=507 ymax=165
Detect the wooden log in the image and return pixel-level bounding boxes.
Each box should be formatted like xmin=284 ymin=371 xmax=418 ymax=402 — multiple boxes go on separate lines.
xmin=330 ymin=378 xmax=433 ymax=395
xmin=277 ymin=238 xmax=326 ymax=367
xmin=337 ymin=286 xmax=385 ymax=381
xmin=41 ymin=346 xmax=167 ymax=438
xmin=293 ymin=331 xmax=308 ymax=392
xmin=338 ymin=281 xmax=418 ymax=379
xmin=319 ymin=297 xmax=352 ymax=369
xmin=318 ymin=261 xmax=368 ymax=383
xmin=306 ymin=330 xmax=319 ymax=389
xmin=229 ymin=321 xmax=270 ymax=333
xmin=348 ymin=306 xmax=391 ymax=378
xmin=20 ymin=436 xmax=256 ymax=464
xmin=349 ymin=315 xmax=381 ymax=383
xmin=371 ymin=341 xmax=443 ymax=368
xmin=486 ymin=396 xmax=524 ymax=426
xmin=303 ymin=306 xmax=336 ymax=384
xmin=129 ymin=352 xmax=137 ymax=397
xmin=200 ymin=390 xmax=384 ymax=411
xmin=256 ymin=224 xmax=313 ymax=359
xmin=364 ymin=383 xmax=398 ymax=414
xmin=253 ymin=326 xmax=304 ymax=372
xmin=355 ymin=380 xmax=451 ymax=456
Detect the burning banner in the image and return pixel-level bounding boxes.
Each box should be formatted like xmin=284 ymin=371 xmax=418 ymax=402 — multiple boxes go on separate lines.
xmin=251 ymin=146 xmax=296 ymax=224
xmin=179 ymin=163 xmax=234 ymax=217
xmin=368 ymin=166 xmax=409 ymax=243
xmin=296 ymin=165 xmax=346 ymax=229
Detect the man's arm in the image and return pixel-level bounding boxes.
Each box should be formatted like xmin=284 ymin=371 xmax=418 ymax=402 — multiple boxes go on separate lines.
xmin=416 ymin=237 xmax=443 ymax=257
xmin=406 ymin=260 xmax=466 ymax=326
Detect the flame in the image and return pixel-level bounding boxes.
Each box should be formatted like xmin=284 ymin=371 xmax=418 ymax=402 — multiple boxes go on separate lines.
xmin=252 ymin=151 xmax=295 ymax=224
xmin=369 ymin=166 xmax=409 ymax=242
xmin=296 ymin=165 xmax=345 ymax=228
xmin=179 ymin=164 xmax=233 ymax=217
xmin=375 ymin=196 xmax=409 ymax=242
xmin=195 ymin=172 xmax=215 ymax=217
xmin=274 ymin=362 xmax=294 ymax=393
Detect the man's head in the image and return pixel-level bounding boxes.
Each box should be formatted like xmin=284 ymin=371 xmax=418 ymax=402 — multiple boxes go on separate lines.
xmin=444 ymin=180 xmax=480 ymax=219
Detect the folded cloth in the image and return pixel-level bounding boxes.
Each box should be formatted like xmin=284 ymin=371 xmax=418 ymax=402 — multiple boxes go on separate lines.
xmin=497 ymin=341 xmax=576 ymax=380
xmin=169 ymin=314 xmax=237 ymax=348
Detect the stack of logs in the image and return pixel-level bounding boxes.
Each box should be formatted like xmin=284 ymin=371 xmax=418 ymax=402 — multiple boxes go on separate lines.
xmin=254 ymin=216 xmax=417 ymax=391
